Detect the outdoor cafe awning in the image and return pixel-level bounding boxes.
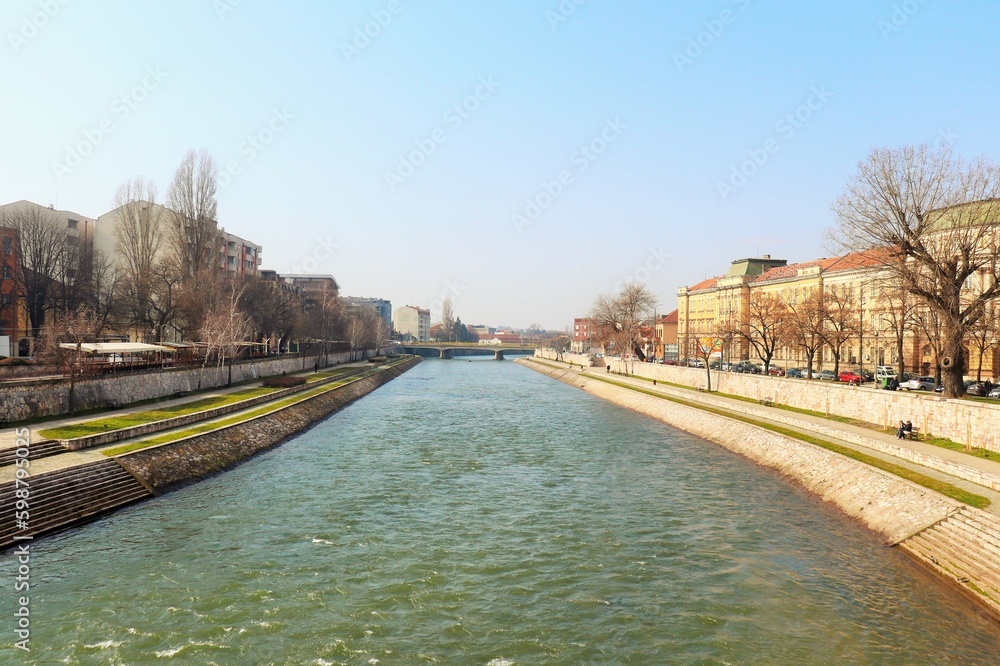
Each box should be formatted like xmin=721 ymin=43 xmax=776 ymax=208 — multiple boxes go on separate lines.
xmin=58 ymin=342 xmax=174 ymax=354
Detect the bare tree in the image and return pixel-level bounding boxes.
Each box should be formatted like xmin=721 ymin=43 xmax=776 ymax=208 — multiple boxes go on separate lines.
xmin=0 ymin=204 xmax=67 ymax=342
xmin=305 ymin=287 xmax=343 ymax=365
xmin=589 ymin=282 xmax=657 ymax=375
xmin=39 ymin=311 xmax=104 ymax=414
xmin=730 ymin=291 xmax=789 ymax=373
xmin=440 ymin=298 xmax=455 ymax=343
xmin=787 ymin=290 xmax=826 ymax=379
xmin=113 ymin=178 xmax=164 ymax=334
xmin=167 ymin=149 xmax=219 ymax=280
xmin=874 ymin=279 xmax=918 ymax=380
xmin=148 ymin=258 xmax=183 ymax=342
xmin=242 ymin=276 xmax=301 ymax=353
xmin=818 ymin=286 xmax=858 ymax=379
xmin=199 ymin=282 xmax=253 ymax=386
xmin=967 ymin=301 xmax=997 ymax=382
xmin=831 ymin=145 xmax=1000 ymax=396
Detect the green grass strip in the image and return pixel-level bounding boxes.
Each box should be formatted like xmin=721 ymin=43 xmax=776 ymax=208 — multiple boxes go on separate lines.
xmin=576 ymin=370 xmax=991 ymax=509
xmin=101 ymin=363 xmax=407 ymax=457
xmin=533 ymin=358 xmax=1000 ymax=468
xmin=39 ymin=387 xmax=278 ymax=439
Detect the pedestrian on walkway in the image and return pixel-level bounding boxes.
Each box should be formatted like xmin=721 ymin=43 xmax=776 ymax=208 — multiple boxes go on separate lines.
xmin=896 ymin=420 xmax=906 ymax=439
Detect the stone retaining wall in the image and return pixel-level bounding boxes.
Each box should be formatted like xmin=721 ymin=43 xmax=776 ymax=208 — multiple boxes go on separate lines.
xmin=520 ymin=358 xmax=960 ymax=544
xmin=0 ymin=350 xmax=370 ymax=423
xmin=61 ymin=367 xmax=370 ymax=450
xmin=538 ymin=350 xmax=1000 ymax=452
xmin=117 ymin=357 xmax=420 ymax=493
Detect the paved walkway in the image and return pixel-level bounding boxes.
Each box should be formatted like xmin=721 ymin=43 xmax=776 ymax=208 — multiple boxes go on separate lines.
xmin=536 ymin=360 xmax=1000 ymax=513
xmin=0 ymin=361 xmax=374 ymax=482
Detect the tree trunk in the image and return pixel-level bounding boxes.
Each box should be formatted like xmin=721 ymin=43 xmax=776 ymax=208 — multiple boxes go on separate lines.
xmin=705 ymin=365 xmax=712 ymax=392
xmin=941 ymin=322 xmax=966 ymax=397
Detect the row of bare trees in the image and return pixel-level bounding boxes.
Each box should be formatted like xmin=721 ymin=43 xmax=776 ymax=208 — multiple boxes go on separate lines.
xmin=1 ymin=149 xmax=389 ymax=370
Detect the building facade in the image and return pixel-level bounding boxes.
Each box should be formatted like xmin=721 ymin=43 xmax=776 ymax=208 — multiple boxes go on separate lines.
xmin=394 ymin=305 xmax=430 ymax=342
xmin=346 ymin=297 xmax=392 ymax=331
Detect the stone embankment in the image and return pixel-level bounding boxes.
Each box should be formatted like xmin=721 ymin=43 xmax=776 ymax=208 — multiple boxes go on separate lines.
xmin=541 ymin=350 xmax=1000 ymax=452
xmin=117 ymin=357 xmax=420 ymax=492
xmin=0 ymin=357 xmax=420 ymax=550
xmin=520 ymin=358 xmax=1000 ymax=619
xmin=0 ymin=350 xmax=373 ymax=423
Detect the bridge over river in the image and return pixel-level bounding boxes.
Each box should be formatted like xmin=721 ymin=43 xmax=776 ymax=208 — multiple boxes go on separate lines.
xmin=400 ymin=344 xmax=536 ymax=360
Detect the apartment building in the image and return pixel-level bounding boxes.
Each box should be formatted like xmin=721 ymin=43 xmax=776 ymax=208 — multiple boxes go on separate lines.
xmin=345 ymin=296 xmax=392 ymax=331
xmin=394 ymin=305 xmax=430 ymax=342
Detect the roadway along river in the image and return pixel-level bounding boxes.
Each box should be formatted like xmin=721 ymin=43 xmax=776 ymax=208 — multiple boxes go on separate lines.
xmin=4 ymin=359 xmax=1000 ymax=663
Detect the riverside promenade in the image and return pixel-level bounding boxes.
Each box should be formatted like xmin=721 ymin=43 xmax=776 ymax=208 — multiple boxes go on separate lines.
xmin=528 ymin=357 xmax=1000 ymax=512
xmin=0 ymin=359 xmax=379 ymax=483
xmin=523 ymin=356 xmax=1000 ymax=620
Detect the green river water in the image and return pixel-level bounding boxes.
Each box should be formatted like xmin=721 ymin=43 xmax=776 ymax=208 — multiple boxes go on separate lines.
xmin=3 ymin=358 xmax=1000 ymax=664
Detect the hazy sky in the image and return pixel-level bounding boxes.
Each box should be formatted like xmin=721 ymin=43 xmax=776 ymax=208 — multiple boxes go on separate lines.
xmin=3 ymin=1 xmax=998 ymax=330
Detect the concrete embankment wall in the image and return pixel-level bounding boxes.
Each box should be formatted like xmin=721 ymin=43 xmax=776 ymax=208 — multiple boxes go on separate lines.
xmin=0 ymin=350 xmax=370 ymax=423
xmin=520 ymin=358 xmax=959 ymax=544
xmin=539 ymin=350 xmax=1000 ymax=452
xmin=117 ymin=357 xmax=420 ymax=493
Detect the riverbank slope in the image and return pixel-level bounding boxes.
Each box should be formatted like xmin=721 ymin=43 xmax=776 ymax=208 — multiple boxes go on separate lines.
xmin=518 ymin=357 xmax=1000 ymax=620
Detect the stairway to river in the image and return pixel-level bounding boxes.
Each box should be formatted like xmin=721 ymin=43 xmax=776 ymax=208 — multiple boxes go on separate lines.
xmin=0 ymin=458 xmax=152 ymax=550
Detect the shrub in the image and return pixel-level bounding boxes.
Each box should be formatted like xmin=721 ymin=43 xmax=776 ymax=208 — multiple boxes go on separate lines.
xmin=262 ymin=376 xmax=306 ymax=388
xmin=0 ymin=357 xmax=35 ymax=366
xmin=368 ymin=356 xmax=387 ymax=364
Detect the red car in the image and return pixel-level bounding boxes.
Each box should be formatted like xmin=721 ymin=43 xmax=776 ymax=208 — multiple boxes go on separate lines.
xmin=838 ymin=370 xmax=866 ymax=384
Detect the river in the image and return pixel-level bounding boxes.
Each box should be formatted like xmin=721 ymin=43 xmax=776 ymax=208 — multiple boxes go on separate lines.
xmin=3 ymin=358 xmax=1000 ymax=664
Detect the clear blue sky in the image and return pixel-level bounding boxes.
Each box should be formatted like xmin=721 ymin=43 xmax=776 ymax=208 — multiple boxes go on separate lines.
xmin=3 ymin=0 xmax=998 ymax=330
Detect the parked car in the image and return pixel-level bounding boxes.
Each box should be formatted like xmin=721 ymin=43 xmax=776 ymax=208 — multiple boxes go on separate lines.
xmin=900 ymin=376 xmax=936 ymax=391
xmin=967 ymin=382 xmax=990 ymax=397
xmin=817 ymin=370 xmax=836 ymax=381
xmin=732 ymin=360 xmax=761 ymax=374
xmin=989 ymin=387 xmax=1000 ymax=399
xmin=838 ymin=370 xmax=867 ymax=384
xmin=766 ymin=365 xmax=785 ymax=376
xmin=785 ymin=367 xmax=803 ymax=378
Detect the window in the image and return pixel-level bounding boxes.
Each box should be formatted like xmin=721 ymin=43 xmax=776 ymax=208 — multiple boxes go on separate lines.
xmin=1 ymin=266 xmax=9 ymax=279
xmin=67 ymin=219 xmax=78 ymax=229
xmin=2 ymin=237 xmax=10 ymax=254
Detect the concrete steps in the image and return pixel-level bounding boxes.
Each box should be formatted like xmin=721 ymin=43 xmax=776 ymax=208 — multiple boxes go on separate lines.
xmin=0 ymin=459 xmax=151 ymax=550
xmin=0 ymin=440 xmax=66 ymax=467
xmin=898 ymin=507 xmax=1000 ymax=613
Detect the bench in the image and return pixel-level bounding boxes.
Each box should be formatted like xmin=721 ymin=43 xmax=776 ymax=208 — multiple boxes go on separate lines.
xmin=758 ymin=396 xmax=774 ymax=407
xmin=908 ymin=427 xmax=921 ymax=440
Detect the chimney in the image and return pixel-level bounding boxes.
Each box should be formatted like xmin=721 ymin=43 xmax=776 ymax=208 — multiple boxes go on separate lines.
xmin=762 ymin=254 xmax=771 ymax=259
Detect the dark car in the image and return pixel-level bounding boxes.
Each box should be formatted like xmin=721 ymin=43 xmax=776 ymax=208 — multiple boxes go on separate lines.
xmin=732 ymin=360 xmax=761 ymax=374
xmin=785 ymin=367 xmax=803 ymax=378
xmin=967 ymin=382 xmax=990 ymax=397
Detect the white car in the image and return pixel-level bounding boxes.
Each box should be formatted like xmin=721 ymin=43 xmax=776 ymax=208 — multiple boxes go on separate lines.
xmin=901 ymin=376 xmax=936 ymax=391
